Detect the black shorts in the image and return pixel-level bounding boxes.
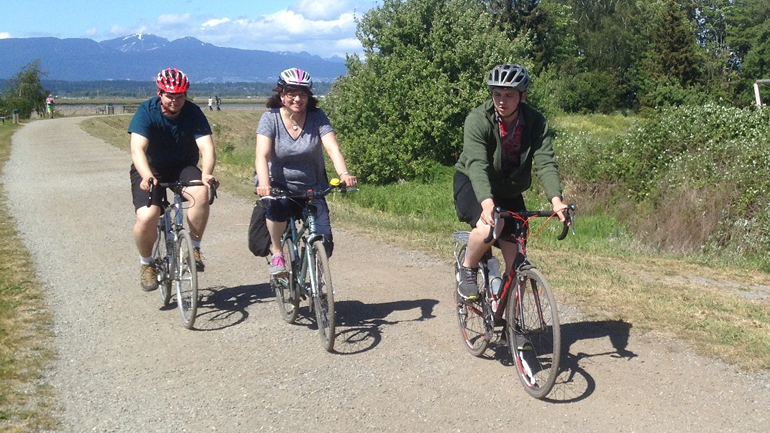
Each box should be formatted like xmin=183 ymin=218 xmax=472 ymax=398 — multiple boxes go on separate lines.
xmin=130 ymin=165 xmax=202 ymax=210
xmin=453 ymin=171 xmax=525 ymax=236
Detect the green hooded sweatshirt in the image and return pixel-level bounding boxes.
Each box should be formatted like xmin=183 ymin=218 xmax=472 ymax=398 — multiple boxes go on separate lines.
xmin=454 ymin=99 xmax=562 ymax=204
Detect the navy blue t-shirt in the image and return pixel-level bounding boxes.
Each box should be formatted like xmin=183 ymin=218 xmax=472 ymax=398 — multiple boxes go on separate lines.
xmin=127 ymin=96 xmax=212 ymax=169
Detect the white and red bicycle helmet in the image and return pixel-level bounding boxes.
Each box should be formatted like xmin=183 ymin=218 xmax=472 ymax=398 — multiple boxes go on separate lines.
xmin=156 ymin=68 xmax=190 ymax=93
xmin=277 ymin=68 xmax=313 ymax=90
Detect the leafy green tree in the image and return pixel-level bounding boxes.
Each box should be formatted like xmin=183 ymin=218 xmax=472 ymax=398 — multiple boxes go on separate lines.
xmin=1 ymin=59 xmax=49 ymax=119
xmin=481 ymin=0 xmax=577 ymax=75
xmin=633 ymin=0 xmax=704 ymax=109
xmin=725 ymin=0 xmax=770 ymax=104
xmin=325 ymin=0 xmax=530 ymax=184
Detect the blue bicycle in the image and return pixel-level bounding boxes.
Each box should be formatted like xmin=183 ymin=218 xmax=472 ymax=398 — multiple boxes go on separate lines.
xmin=260 ymin=179 xmax=356 ymax=352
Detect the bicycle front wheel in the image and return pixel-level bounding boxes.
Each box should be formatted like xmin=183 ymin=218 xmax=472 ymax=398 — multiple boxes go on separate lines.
xmin=273 ymin=236 xmax=299 ymax=324
xmin=505 ymin=267 xmax=561 ymax=399
xmin=152 ymin=223 xmax=171 ymax=306
xmin=175 ymin=230 xmax=198 ymax=329
xmin=310 ymin=240 xmax=335 ymax=352
xmin=453 ymin=244 xmax=490 ymax=357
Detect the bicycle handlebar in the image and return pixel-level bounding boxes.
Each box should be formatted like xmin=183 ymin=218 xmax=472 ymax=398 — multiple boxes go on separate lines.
xmin=258 ymin=182 xmax=358 ymax=202
xmin=483 ymin=203 xmax=577 ymax=243
xmin=146 ymin=178 xmax=219 ymax=207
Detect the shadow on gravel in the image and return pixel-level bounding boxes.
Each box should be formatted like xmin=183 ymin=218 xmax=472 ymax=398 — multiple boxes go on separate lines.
xmin=543 ymin=319 xmax=638 ymax=403
xmin=332 ymin=298 xmax=440 ymax=355
xmin=177 ymin=283 xmax=274 ymax=331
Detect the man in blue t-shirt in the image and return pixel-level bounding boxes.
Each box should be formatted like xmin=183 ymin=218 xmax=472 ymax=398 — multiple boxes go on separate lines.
xmin=128 ymin=68 xmax=217 ymax=291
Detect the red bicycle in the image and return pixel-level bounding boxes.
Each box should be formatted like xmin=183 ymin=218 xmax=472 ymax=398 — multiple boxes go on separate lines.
xmin=452 ymin=204 xmax=575 ymax=399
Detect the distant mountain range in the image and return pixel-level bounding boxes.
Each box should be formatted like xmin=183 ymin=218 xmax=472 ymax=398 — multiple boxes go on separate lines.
xmin=0 ymin=34 xmax=349 ymax=83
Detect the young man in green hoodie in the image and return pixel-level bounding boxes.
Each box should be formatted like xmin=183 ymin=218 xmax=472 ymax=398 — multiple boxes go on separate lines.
xmin=454 ymin=64 xmax=568 ymax=300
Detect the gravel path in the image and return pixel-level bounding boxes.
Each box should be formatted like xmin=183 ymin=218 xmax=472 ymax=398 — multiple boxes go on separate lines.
xmin=4 ymin=117 xmax=769 ymax=432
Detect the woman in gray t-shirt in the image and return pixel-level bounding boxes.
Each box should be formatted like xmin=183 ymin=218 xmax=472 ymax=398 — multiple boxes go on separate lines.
xmin=255 ymin=68 xmax=357 ymax=275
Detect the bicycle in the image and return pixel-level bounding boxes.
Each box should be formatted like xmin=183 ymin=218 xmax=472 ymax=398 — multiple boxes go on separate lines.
xmin=452 ymin=203 xmax=576 ymax=399
xmin=259 ymin=179 xmax=356 ymax=352
xmin=148 ymin=178 xmax=217 ymax=329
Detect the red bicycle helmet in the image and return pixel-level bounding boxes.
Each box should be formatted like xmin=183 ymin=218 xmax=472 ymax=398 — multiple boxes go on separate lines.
xmin=156 ymin=68 xmax=190 ymax=93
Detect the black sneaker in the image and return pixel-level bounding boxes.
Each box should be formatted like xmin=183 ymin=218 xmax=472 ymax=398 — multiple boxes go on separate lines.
xmin=457 ymin=266 xmax=479 ymax=300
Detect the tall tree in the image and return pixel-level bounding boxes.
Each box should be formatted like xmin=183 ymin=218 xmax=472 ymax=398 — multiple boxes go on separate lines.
xmin=2 ymin=59 xmax=49 ymax=119
xmin=325 ymin=0 xmax=531 ymax=184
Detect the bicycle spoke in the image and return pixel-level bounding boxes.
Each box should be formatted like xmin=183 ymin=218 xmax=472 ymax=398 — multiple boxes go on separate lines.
xmin=453 ymin=244 xmax=490 ymax=357
xmin=175 ymin=230 xmax=198 ymax=329
xmin=310 ymin=240 xmax=335 ymax=352
xmin=273 ymin=237 xmax=299 ymax=323
xmin=506 ymin=268 xmax=560 ymax=399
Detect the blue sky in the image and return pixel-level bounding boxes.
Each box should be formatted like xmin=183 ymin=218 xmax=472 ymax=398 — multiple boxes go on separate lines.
xmin=0 ymin=0 xmax=378 ymax=58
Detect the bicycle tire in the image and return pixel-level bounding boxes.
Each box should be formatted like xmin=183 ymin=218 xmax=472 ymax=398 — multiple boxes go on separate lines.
xmin=310 ymin=240 xmax=335 ymax=352
xmin=505 ymin=267 xmax=561 ymax=399
xmin=153 ymin=222 xmax=171 ymax=306
xmin=273 ymin=236 xmax=299 ymax=324
xmin=175 ymin=230 xmax=198 ymax=329
xmin=453 ymin=244 xmax=490 ymax=357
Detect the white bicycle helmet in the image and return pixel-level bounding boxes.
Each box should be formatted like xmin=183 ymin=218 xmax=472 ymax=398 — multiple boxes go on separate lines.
xmin=487 ymin=64 xmax=529 ymax=91
xmin=277 ymin=68 xmax=313 ymax=90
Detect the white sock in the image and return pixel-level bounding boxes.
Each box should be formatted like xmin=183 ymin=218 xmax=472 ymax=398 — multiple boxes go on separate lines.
xmin=140 ymin=256 xmax=154 ymax=265
xmin=192 ymin=240 xmax=201 ymax=249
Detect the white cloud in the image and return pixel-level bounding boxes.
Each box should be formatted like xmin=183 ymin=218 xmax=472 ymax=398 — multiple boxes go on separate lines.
xmin=201 ymin=18 xmax=231 ymax=28
xmin=86 ymin=28 xmax=98 ymax=37
xmin=0 ymin=32 xmax=11 ymax=39
xmin=98 ymin=1 xmax=375 ymax=57
xmin=292 ymin=0 xmax=355 ymax=20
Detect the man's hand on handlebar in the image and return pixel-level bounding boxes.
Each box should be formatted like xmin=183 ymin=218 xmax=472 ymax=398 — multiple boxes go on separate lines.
xmin=140 ymin=176 xmax=157 ymax=192
xmin=550 ymin=196 xmax=569 ymax=223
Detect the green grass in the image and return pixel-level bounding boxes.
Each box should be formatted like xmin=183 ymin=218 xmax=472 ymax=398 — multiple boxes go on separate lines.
xmin=0 ymin=121 xmax=58 ymax=431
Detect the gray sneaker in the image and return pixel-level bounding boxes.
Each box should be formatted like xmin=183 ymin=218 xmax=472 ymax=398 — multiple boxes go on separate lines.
xmin=457 ymin=266 xmax=479 ymax=300
xmin=140 ymin=264 xmax=159 ymax=292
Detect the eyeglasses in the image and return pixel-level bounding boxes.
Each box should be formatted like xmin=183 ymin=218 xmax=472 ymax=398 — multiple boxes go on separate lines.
xmin=284 ymin=92 xmax=309 ymax=100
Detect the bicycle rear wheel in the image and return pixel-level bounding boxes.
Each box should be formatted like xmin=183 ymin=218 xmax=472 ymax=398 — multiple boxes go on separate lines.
xmin=453 ymin=244 xmax=490 ymax=357
xmin=273 ymin=236 xmax=299 ymax=323
xmin=310 ymin=240 xmax=335 ymax=352
xmin=175 ymin=230 xmax=198 ymax=329
xmin=152 ymin=222 xmax=171 ymax=306
xmin=505 ymin=267 xmax=561 ymax=399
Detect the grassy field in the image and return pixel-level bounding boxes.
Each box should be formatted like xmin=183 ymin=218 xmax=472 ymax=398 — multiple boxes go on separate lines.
xmin=0 ymin=110 xmax=768 ymax=429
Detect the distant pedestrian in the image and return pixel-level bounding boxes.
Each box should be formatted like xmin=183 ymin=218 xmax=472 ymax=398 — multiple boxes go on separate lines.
xmin=45 ymin=94 xmax=55 ymax=119
xmin=215 ymin=95 xmax=221 ymax=111
xmin=208 ymin=96 xmax=213 ymax=111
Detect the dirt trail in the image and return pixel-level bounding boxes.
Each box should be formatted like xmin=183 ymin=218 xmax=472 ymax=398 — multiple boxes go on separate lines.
xmin=4 ymin=117 xmax=769 ymax=432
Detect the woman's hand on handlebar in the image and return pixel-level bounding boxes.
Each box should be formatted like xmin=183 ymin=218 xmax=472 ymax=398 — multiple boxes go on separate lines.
xmin=255 ymin=184 xmax=272 ymax=197
xmin=339 ymin=173 xmax=358 ymax=188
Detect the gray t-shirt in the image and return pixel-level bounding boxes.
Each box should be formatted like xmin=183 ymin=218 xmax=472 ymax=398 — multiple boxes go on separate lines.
xmin=256 ymin=108 xmax=334 ymax=192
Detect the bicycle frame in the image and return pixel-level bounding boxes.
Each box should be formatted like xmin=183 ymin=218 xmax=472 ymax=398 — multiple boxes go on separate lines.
xmin=282 ymin=203 xmax=326 ymax=298
xmin=158 ymin=189 xmax=186 ymax=281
